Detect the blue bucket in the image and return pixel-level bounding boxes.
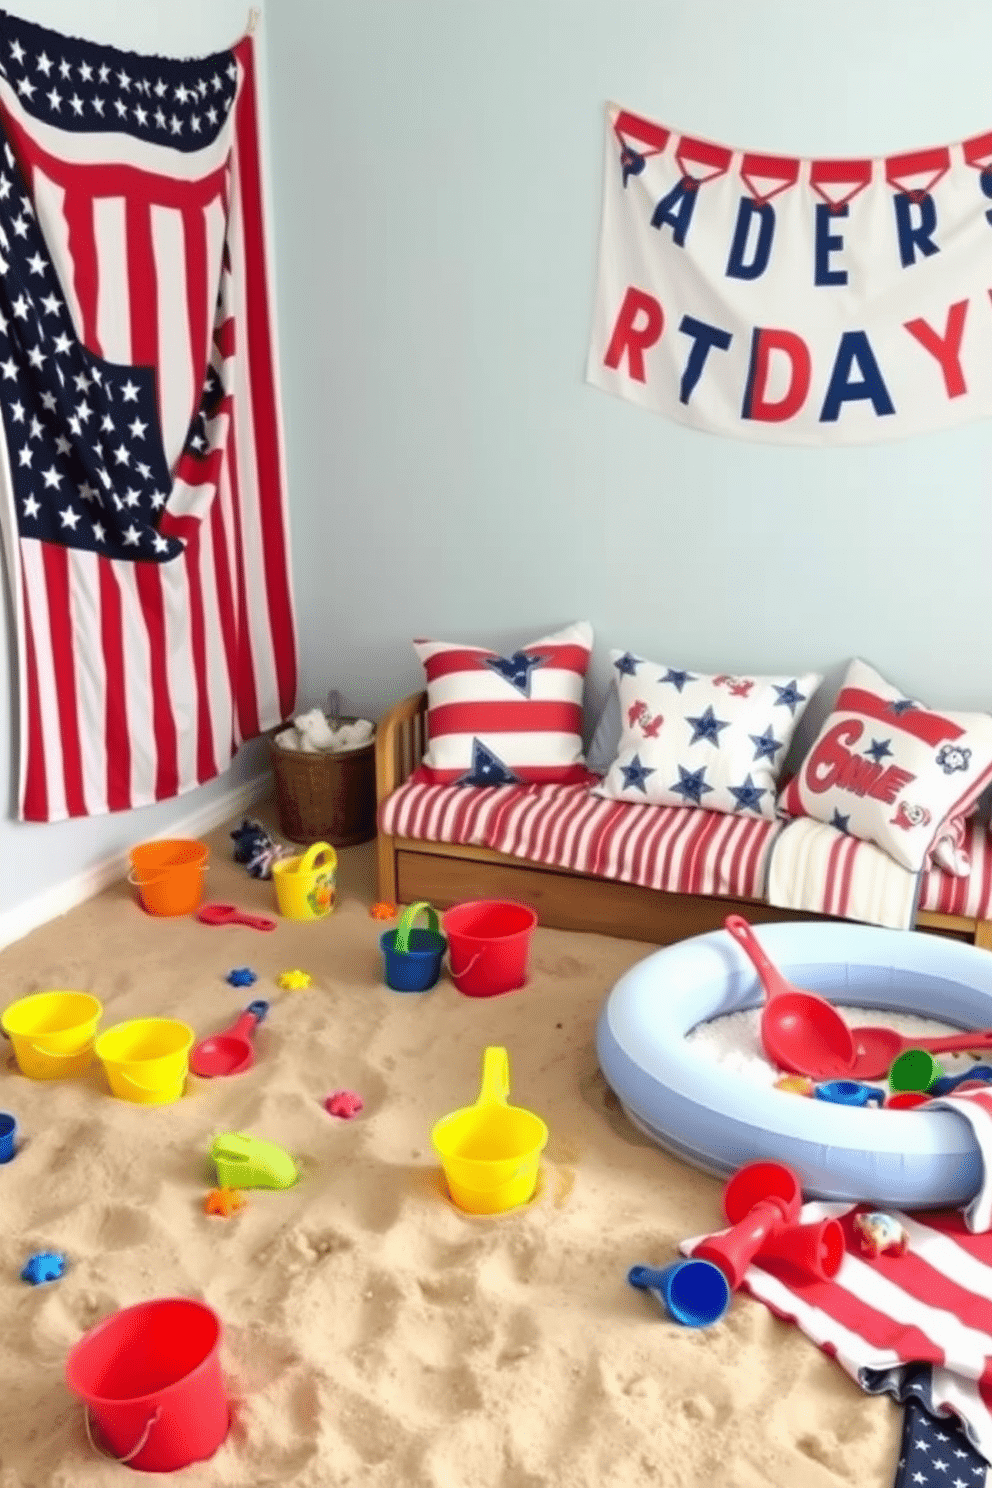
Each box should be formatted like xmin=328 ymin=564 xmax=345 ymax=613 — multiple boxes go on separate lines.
xmin=381 ymin=901 xmax=447 ymax=993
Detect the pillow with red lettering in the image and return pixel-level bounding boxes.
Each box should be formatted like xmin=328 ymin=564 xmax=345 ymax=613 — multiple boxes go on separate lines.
xmin=413 ymin=621 xmax=593 ymax=785
xmin=593 ymin=651 xmax=822 ymax=819
xmin=779 ymin=659 xmax=992 ymax=872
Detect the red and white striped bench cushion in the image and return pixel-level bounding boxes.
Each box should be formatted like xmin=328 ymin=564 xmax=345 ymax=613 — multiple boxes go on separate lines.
xmin=380 ymin=775 xmax=780 ymax=900
xmin=920 ymin=816 xmax=992 ymax=920
xmin=381 ymin=777 xmax=992 ymax=925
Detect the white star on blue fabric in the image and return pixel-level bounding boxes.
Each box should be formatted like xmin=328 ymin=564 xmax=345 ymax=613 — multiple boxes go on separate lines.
xmin=484 ymin=650 xmax=548 ymax=696
xmin=749 ymin=728 xmax=782 ymax=763
xmin=772 ymin=680 xmax=809 ymax=714
xmin=892 ymin=1394 xmax=986 ymax=1488
xmin=620 ymin=754 xmax=654 ymax=792
xmin=613 ymin=651 xmax=641 ymax=677
xmin=728 ymin=775 xmax=767 ymax=813
xmin=865 ymin=738 xmax=894 ymax=763
xmin=658 ymin=668 xmax=696 ymax=692
xmin=670 ymin=765 xmax=713 ymax=806
xmin=685 ymin=705 xmax=730 ymax=747
xmin=457 ymin=739 xmax=521 ymax=787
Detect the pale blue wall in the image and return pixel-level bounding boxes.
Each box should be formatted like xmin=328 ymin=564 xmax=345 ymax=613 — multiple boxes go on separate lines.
xmin=267 ymin=0 xmax=992 ymax=743
xmin=3 ymin=0 xmax=992 ymax=917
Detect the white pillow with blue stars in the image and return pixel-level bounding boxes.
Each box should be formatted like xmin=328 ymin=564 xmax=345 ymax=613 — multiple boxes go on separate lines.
xmin=779 ymin=658 xmax=992 ymax=872
xmin=593 ymin=651 xmax=822 ymax=820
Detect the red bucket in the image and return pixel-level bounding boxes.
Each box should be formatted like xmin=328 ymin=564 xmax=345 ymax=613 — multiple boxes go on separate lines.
xmin=65 ymin=1297 xmax=228 ymax=1473
xmin=441 ymin=900 xmax=538 ymax=998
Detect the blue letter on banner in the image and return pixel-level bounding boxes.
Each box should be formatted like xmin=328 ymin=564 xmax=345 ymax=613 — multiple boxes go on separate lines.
xmin=725 ymin=199 xmax=775 ymax=280
xmin=820 ymin=331 xmax=896 ymax=422
xmin=894 ymin=193 xmax=939 ymax=267
xmin=650 ymin=181 xmax=698 ymax=246
xmin=814 ymin=202 xmax=848 ymax=286
xmin=677 ymin=316 xmax=733 ymax=404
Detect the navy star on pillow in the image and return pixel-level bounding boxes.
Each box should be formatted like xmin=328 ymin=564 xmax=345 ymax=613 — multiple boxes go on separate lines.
xmin=457 ymin=739 xmax=521 ymax=787
xmin=484 ymin=650 xmax=549 ymax=696
xmin=728 ymin=775 xmax=767 ymax=813
xmin=831 ymin=810 xmax=851 ymax=832
xmin=865 ymin=738 xmax=893 ymax=763
xmin=670 ymin=765 xmax=713 ymax=806
xmin=620 ymin=754 xmax=654 ymax=792
xmin=749 ymin=728 xmax=782 ymax=764
xmin=613 ymin=651 xmax=641 ymax=677
xmin=658 ymin=668 xmax=696 ymax=692
xmin=773 ymin=680 xmax=809 ymax=714
xmin=685 ymin=705 xmax=730 ymax=748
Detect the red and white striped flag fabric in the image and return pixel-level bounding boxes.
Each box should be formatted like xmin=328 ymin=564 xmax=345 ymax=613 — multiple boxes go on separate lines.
xmin=0 ymin=13 xmax=297 ymax=820
xmin=683 ymin=1090 xmax=992 ymax=1464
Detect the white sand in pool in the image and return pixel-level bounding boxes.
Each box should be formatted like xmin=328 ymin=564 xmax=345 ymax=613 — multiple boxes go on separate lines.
xmin=687 ymin=1005 xmax=985 ymax=1088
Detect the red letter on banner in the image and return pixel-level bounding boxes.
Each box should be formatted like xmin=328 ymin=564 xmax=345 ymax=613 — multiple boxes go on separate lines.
xmin=904 ymin=299 xmax=969 ymax=398
xmin=603 ymin=288 xmax=664 ymax=383
xmin=742 ymin=328 xmax=811 ymax=422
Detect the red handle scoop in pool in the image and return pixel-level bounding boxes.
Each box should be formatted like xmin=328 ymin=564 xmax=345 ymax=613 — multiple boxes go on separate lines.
xmin=847 ymin=1023 xmax=992 ymax=1081
xmin=196 ymin=902 xmax=277 ymax=931
xmin=724 ymin=915 xmax=856 ymax=1080
xmin=190 ymin=1000 xmax=268 ymax=1078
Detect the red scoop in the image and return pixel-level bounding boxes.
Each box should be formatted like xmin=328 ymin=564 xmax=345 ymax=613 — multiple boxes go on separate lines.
xmin=190 ymin=1000 xmax=268 ymax=1078
xmin=724 ymin=916 xmax=856 ymax=1080
xmin=848 ymin=1023 xmax=992 ymax=1081
xmin=196 ymin=902 xmax=277 ymax=932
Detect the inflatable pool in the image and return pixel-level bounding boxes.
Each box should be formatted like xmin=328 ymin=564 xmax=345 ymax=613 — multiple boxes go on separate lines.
xmin=596 ymin=920 xmax=992 ymax=1208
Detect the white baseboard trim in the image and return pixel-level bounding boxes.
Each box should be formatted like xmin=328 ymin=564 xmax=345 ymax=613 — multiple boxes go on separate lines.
xmin=0 ymin=771 xmax=273 ymax=953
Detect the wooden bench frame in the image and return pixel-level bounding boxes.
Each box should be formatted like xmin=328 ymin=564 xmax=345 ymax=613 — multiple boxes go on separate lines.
xmin=375 ymin=691 xmax=992 ymax=949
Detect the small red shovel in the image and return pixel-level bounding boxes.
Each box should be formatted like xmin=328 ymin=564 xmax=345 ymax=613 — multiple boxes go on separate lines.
xmin=190 ymin=1000 xmax=269 ymax=1078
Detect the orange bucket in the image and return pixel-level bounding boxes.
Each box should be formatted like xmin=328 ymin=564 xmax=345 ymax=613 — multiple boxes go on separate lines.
xmin=128 ymin=840 xmax=209 ymax=917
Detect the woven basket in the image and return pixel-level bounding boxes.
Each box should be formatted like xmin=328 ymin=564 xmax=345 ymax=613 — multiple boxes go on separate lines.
xmin=269 ymin=718 xmax=377 ymax=847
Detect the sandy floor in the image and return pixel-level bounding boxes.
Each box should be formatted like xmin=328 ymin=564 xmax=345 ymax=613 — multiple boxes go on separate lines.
xmin=0 ymin=802 xmax=904 ymax=1487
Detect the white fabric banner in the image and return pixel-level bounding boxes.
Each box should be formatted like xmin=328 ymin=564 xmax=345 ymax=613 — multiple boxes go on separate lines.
xmin=587 ymin=103 xmax=992 ymax=444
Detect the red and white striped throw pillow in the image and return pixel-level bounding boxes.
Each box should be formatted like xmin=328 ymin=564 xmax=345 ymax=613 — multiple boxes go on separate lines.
xmin=413 ymin=621 xmax=593 ymax=786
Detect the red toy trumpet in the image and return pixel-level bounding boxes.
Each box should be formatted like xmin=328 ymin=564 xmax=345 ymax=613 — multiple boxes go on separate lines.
xmin=691 ymin=1160 xmax=844 ymax=1290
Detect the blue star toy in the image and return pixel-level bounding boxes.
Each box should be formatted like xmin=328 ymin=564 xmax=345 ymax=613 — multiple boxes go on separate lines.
xmin=21 ymin=1250 xmax=66 ymax=1285
xmin=226 ymin=966 xmax=257 ymax=988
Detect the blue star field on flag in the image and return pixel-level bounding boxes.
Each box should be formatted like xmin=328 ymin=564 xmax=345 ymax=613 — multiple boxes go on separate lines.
xmin=0 ymin=11 xmax=239 ymax=567
xmin=893 ymin=1394 xmax=987 ymax=1488
xmin=0 ymin=12 xmax=236 ymax=153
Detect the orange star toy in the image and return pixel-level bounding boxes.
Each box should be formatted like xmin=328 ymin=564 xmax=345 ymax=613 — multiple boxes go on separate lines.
xmin=204 ymin=1187 xmax=247 ymax=1218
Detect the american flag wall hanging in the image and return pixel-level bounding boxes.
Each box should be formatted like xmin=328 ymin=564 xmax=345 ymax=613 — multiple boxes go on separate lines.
xmin=0 ymin=9 xmax=297 ymax=822
xmin=587 ymin=102 xmax=992 ymax=444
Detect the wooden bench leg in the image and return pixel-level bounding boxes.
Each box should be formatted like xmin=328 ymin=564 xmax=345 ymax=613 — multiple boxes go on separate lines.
xmin=975 ymin=920 xmax=992 ymax=952
xmin=376 ymin=832 xmax=398 ymax=905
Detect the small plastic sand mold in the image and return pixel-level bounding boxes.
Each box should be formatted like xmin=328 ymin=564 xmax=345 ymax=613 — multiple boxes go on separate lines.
xmin=21 ymin=1250 xmax=66 ymax=1284
xmin=210 ymin=1132 xmax=298 ymax=1190
xmin=277 ymin=968 xmax=312 ymax=990
xmin=853 ymin=1211 xmax=908 ymax=1259
xmin=369 ymin=901 xmax=397 ymax=921
xmin=226 ymin=967 xmax=257 ymax=987
xmin=774 ymin=1075 xmax=815 ymax=1096
xmin=324 ymin=1090 xmax=363 ymax=1119
xmin=204 ymin=1187 xmax=247 ymax=1218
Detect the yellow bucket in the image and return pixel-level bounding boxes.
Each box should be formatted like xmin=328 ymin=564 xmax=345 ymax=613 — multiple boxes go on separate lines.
xmin=1 ymin=990 xmax=103 ymax=1079
xmin=431 ymin=1046 xmax=549 ymax=1215
xmin=94 ymin=1018 xmax=195 ymax=1105
xmin=271 ymin=841 xmax=337 ymax=921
